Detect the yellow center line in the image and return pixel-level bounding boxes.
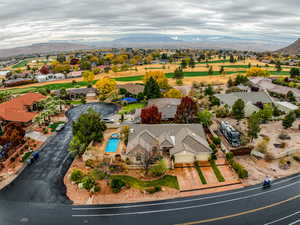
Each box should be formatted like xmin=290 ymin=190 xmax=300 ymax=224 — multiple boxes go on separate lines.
xmin=176 ymin=194 xmax=300 ymax=225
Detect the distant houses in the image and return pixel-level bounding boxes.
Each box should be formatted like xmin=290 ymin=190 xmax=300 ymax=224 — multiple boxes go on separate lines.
xmin=35 ymin=73 xmax=65 ymax=83
xmin=250 ymin=77 xmax=300 ymax=101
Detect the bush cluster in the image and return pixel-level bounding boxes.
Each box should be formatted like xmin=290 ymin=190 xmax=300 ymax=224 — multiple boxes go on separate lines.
xmin=145 ymin=186 xmax=162 ymax=194
xmin=110 ymin=177 xmax=126 ymax=193
xmin=226 ymin=152 xmax=248 ymax=178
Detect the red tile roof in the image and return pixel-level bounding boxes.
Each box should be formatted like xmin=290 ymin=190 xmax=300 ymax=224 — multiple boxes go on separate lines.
xmin=0 ymin=93 xmax=46 ymax=123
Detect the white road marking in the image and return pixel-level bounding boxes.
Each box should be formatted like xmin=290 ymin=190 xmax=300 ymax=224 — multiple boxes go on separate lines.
xmin=72 ymin=180 xmax=300 ymax=217
xmin=72 ymin=174 xmax=300 ymax=211
xmin=264 ymin=211 xmax=300 ymax=225
xmin=289 ymin=219 xmax=300 ymax=225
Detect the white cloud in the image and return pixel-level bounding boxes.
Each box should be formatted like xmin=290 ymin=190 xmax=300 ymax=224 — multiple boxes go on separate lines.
xmin=0 ymin=0 xmax=299 ymax=48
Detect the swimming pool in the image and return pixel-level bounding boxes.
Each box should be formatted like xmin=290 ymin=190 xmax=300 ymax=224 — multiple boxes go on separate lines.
xmin=105 ymin=136 xmax=120 ymax=153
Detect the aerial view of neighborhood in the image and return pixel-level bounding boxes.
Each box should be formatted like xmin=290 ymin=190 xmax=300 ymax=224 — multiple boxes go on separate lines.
xmin=1 ymin=1 xmax=300 ymax=225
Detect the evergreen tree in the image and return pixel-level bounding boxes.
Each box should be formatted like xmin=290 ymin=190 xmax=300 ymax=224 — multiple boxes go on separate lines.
xmin=208 ymin=66 xmax=213 ymax=75
xmin=290 ymin=68 xmax=300 ymax=78
xmin=219 ymin=66 xmax=224 ymax=74
xmin=247 ymin=112 xmax=261 ymax=141
xmin=232 ymin=99 xmax=245 ymax=120
xmin=143 ymin=76 xmax=161 ymax=99
xmin=173 ymin=68 xmax=184 ymax=80
xmin=189 ymin=58 xmax=196 ymax=68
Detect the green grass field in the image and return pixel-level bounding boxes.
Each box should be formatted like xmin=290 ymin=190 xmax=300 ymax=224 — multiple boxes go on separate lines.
xmin=223 ymin=65 xmax=250 ymax=68
xmin=196 ymin=59 xmax=230 ymax=64
xmin=114 ymin=75 xmax=144 ymax=82
xmin=118 ymin=102 xmax=146 ymax=114
xmin=270 ymin=71 xmax=290 ymax=76
xmin=110 ymin=175 xmax=179 ymax=190
xmin=12 ymin=60 xmax=28 ymax=68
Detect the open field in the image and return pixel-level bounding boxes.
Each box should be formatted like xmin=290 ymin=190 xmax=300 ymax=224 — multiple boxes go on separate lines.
xmin=1 ymin=59 xmax=291 ymax=94
xmin=12 ymin=60 xmax=28 ymax=68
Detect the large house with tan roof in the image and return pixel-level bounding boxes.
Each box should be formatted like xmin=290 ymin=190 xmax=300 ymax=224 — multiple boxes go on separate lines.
xmin=126 ymin=124 xmax=212 ymax=164
xmin=0 ymin=93 xmax=46 ymax=124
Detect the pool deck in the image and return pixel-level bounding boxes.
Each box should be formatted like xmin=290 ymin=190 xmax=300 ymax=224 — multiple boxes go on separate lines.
xmin=99 ymin=129 xmax=123 ymax=157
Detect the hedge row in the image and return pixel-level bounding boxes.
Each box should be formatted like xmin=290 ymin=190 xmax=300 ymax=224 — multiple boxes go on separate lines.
xmin=209 ymin=160 xmax=225 ymax=182
xmin=194 ymin=162 xmax=207 ymax=184
xmin=226 ymin=152 xmax=248 ymax=179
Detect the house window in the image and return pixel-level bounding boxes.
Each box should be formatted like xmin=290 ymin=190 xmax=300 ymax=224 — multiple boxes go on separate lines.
xmin=136 ymin=154 xmax=141 ymax=161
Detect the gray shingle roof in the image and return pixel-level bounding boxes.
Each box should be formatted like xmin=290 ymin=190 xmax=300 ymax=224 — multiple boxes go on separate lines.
xmin=127 ymin=124 xmax=211 ymax=156
xmin=215 ymin=91 xmax=273 ymax=107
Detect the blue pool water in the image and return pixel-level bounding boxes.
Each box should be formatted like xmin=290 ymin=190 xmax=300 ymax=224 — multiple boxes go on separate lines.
xmin=105 ymin=137 xmax=120 ymax=153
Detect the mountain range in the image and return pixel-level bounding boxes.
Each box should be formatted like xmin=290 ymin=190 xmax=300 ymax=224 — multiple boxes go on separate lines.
xmin=0 ymin=34 xmax=297 ymax=58
xmin=277 ymin=38 xmax=300 ymax=55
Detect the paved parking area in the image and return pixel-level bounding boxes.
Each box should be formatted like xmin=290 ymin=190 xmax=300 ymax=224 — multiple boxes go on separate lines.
xmin=25 ymin=131 xmax=48 ymax=142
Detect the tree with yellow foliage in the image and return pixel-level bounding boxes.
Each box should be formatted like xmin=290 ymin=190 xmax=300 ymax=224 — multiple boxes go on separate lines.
xmin=164 ymin=88 xmax=182 ymax=98
xmin=82 ymin=71 xmax=95 ymax=83
xmin=95 ymin=77 xmax=117 ymax=100
xmin=246 ymin=67 xmax=270 ymax=77
xmin=144 ymin=71 xmax=169 ymax=89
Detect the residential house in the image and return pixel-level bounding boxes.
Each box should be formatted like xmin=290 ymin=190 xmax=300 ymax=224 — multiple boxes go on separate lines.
xmin=275 ymin=101 xmax=298 ymax=114
xmin=250 ymin=77 xmax=300 ymax=100
xmin=67 ymin=71 xmax=82 ymax=78
xmin=52 ymin=88 xmax=98 ymax=100
xmin=36 ymin=73 xmax=65 ymax=83
xmin=117 ymin=84 xmax=144 ymax=95
xmin=0 ymin=93 xmax=46 ymax=124
xmin=215 ymin=91 xmax=274 ymax=117
xmin=135 ymin=98 xmax=181 ymax=121
xmin=126 ymin=124 xmax=212 ymax=164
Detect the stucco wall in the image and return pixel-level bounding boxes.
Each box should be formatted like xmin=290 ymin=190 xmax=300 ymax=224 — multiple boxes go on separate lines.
xmin=195 ymin=152 xmax=211 ymax=161
xmin=174 ymin=152 xmax=195 ymax=164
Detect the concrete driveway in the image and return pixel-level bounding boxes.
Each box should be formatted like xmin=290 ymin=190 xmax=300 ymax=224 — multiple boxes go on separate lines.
xmin=0 ymin=103 xmax=118 ymax=204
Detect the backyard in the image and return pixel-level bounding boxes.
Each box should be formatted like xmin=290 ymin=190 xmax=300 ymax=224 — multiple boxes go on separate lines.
xmin=118 ymin=102 xmax=146 ymax=114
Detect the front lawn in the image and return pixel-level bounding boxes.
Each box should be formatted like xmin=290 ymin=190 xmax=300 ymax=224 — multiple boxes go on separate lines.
xmin=118 ymin=103 xmax=146 ymax=114
xmin=48 ymin=121 xmax=65 ymax=131
xmin=110 ymin=175 xmax=179 ymax=190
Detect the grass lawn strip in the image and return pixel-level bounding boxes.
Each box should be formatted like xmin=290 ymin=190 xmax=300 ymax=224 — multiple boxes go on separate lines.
xmin=118 ymin=103 xmax=146 ymax=114
xmin=12 ymin=60 xmax=28 ymax=68
xmin=110 ymin=175 xmax=179 ymax=190
xmin=194 ymin=162 xmax=207 ymax=184
xmin=209 ymin=160 xmax=225 ymax=182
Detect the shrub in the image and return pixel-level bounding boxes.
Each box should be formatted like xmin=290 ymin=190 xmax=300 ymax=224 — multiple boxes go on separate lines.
xmin=110 ymin=177 xmax=126 ymax=193
xmin=293 ymin=155 xmax=300 ymax=162
xmin=21 ymin=151 xmax=33 ymax=162
xmin=91 ymin=185 xmax=101 ymax=193
xmin=212 ymin=136 xmax=221 ymax=145
xmin=81 ymin=176 xmax=96 ymax=190
xmin=85 ymin=159 xmax=95 ymax=168
xmin=227 ymin=157 xmax=248 ymax=178
xmin=150 ymin=159 xmax=168 ymax=177
xmin=226 ymin=152 xmax=234 ymax=160
xmin=145 ymin=186 xmax=162 ymax=194
xmin=89 ymin=169 xmax=108 ymax=180
xmin=70 ymin=169 xmax=85 ymax=184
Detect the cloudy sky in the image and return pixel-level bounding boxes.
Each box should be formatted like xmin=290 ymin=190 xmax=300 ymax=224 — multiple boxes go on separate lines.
xmin=1 ymin=0 xmax=300 ymax=49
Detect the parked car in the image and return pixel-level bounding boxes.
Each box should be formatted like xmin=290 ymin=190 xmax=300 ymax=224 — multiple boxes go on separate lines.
xmin=56 ymin=123 xmax=65 ymax=132
xmin=103 ymin=118 xmax=114 ymax=123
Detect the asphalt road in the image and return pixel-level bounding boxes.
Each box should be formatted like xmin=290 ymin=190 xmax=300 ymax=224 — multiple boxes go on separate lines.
xmin=1 ymin=173 xmax=300 ymax=225
xmin=1 ymin=103 xmax=300 ymax=225
xmin=0 ymin=103 xmax=118 ymax=204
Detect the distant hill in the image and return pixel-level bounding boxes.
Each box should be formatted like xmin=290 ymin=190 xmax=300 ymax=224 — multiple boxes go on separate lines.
xmin=0 ymin=42 xmax=94 ymax=58
xmin=277 ymin=38 xmax=300 ymax=55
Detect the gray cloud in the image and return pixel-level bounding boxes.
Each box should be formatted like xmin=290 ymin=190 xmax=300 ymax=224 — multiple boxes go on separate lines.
xmin=0 ymin=0 xmax=299 ymax=48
